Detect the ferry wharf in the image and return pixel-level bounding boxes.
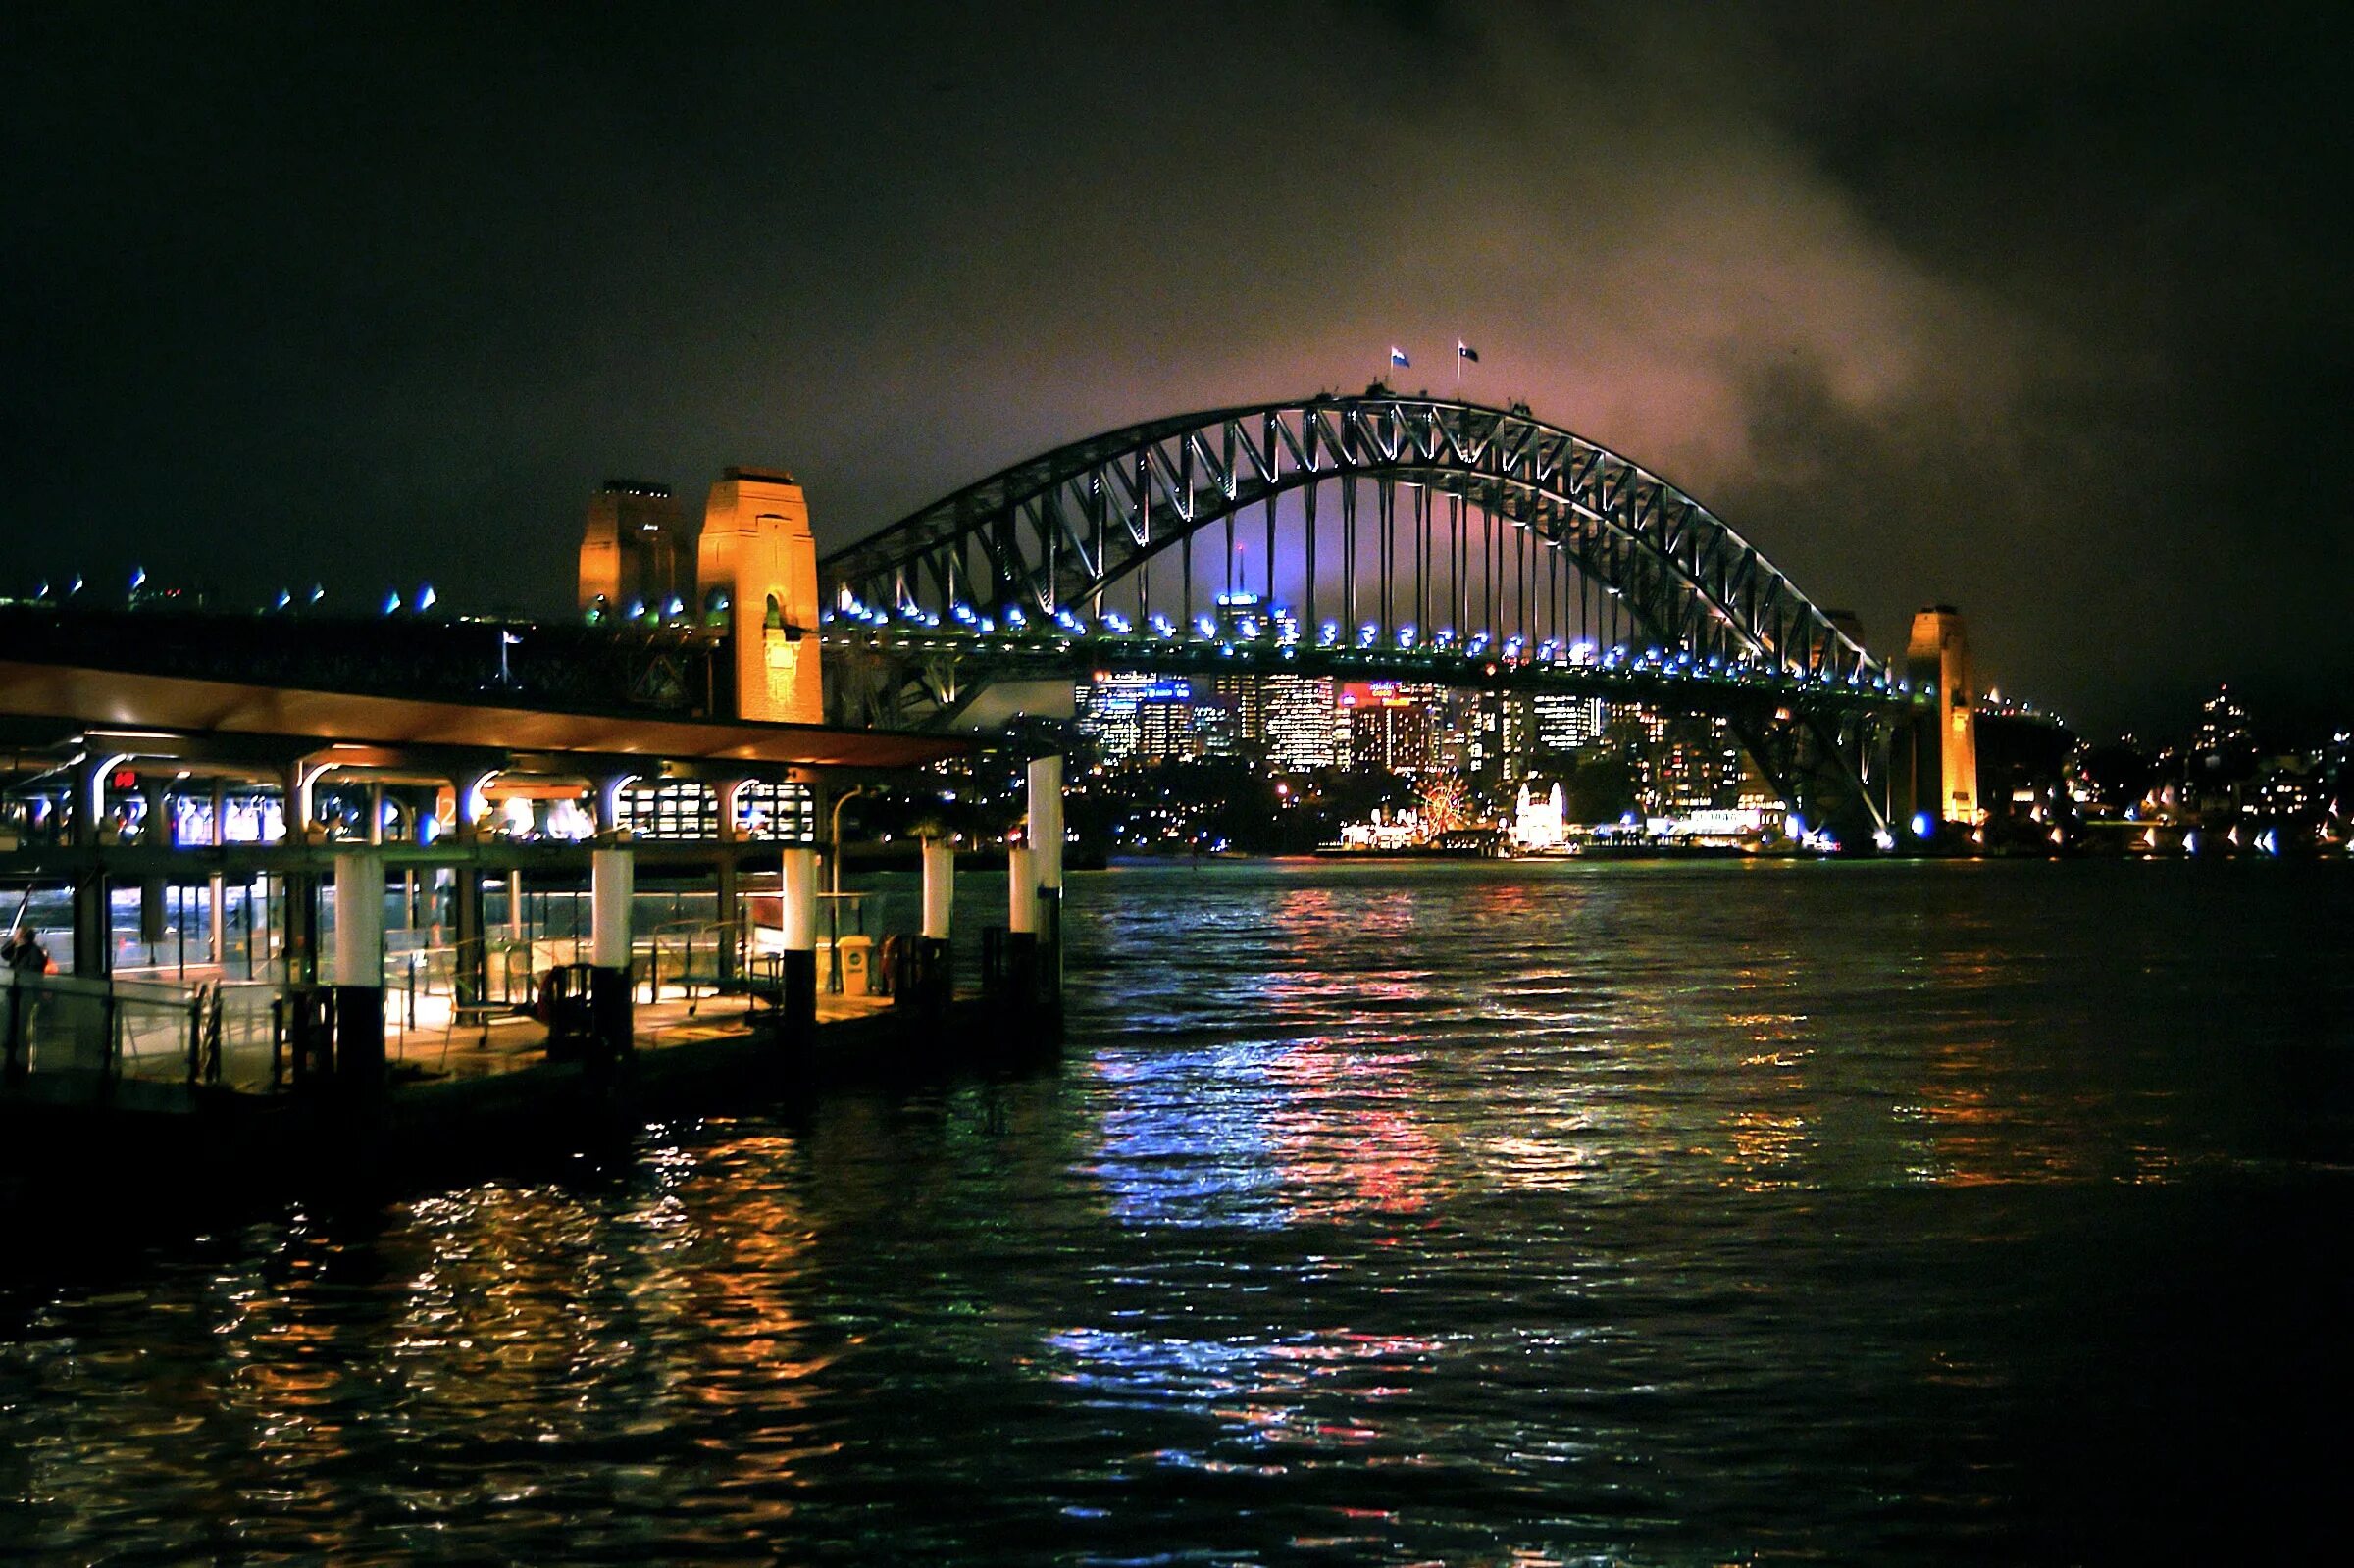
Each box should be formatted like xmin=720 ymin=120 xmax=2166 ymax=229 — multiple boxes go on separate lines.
xmin=0 ymin=649 xmax=1071 ymax=1199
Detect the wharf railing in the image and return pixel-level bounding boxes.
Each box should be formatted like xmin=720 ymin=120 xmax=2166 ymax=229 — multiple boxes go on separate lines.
xmin=0 ymin=969 xmax=286 ymax=1099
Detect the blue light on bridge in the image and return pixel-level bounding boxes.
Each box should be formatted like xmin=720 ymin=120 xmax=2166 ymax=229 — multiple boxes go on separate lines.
xmin=1356 ymin=622 xmax=1378 ymax=649
xmin=1911 ymin=812 xmax=1933 ymax=839
xmin=1317 ymin=621 xmax=1341 ymax=647
xmin=417 ymin=583 xmax=437 ymax=612
xmin=1102 ymin=611 xmax=1132 ymax=634
xmin=382 ymin=590 xmax=402 ymax=615
xmin=1195 ymin=614 xmax=1217 ymax=638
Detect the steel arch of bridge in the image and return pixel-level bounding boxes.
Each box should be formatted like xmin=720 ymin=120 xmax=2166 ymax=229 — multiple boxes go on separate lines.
xmin=822 ymin=393 xmax=1879 ymax=683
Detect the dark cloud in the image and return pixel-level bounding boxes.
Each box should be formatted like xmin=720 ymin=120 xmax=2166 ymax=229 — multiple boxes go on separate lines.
xmin=4 ymin=1 xmax=2347 ymax=737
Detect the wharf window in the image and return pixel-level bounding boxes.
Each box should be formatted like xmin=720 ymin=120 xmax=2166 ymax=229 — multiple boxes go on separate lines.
xmin=736 ymin=781 xmax=815 ymax=844
xmin=616 ymin=781 xmax=718 ymax=840
xmin=611 ymin=780 xmax=815 ymax=843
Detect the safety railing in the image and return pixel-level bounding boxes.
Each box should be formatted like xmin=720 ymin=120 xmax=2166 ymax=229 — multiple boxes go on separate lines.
xmin=0 ymin=969 xmax=285 ymax=1098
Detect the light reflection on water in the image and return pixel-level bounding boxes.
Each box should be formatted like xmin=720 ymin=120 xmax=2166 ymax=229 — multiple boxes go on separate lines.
xmin=3 ymin=858 xmax=2351 ymax=1565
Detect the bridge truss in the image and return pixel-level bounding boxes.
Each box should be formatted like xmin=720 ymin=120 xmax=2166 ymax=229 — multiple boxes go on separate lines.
xmin=820 ymin=393 xmax=1920 ymax=836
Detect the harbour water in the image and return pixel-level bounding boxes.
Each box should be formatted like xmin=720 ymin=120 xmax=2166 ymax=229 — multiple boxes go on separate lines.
xmin=3 ymin=859 xmax=2349 ymax=1564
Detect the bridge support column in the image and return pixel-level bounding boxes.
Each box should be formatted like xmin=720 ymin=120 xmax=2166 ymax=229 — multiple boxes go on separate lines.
xmin=780 ymin=845 xmax=818 ymax=1046
xmin=1000 ymin=844 xmax=1039 ymax=1018
xmin=69 ymin=755 xmax=113 ymax=978
xmin=449 ymin=770 xmax=497 ymax=1022
xmin=332 ymin=849 xmax=386 ymax=1093
xmin=715 ymin=780 xmax=746 ymax=986
xmin=907 ymin=835 xmax=953 ymax=1015
xmin=589 ymin=844 xmax=636 ymax=1062
xmin=1026 ymin=754 xmax=1064 ymax=1022
xmin=208 ymin=780 xmax=227 ymax=967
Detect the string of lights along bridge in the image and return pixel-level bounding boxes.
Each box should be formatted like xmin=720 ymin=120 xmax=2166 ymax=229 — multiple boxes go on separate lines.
xmin=797 ymin=394 xmax=1995 ymax=840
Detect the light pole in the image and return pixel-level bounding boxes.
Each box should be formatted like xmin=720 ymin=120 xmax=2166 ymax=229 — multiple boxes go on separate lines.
xmin=829 ymin=785 xmax=867 ymax=900
xmin=825 ymin=785 xmax=866 ymax=992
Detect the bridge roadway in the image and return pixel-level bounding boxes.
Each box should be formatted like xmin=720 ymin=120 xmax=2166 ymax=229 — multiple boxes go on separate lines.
xmin=821 ymin=622 xmax=1927 ymax=724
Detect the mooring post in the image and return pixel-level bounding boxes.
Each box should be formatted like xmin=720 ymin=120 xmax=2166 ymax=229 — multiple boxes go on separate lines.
xmin=588 ymin=840 xmax=635 ymax=1062
xmin=780 ymin=843 xmax=818 ymax=1047
xmin=332 ymin=848 xmax=386 ymax=1094
xmin=1026 ymin=754 xmax=1064 ymax=1020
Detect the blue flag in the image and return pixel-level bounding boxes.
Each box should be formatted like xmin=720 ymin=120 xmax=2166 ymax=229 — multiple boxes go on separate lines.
xmin=1390 ymin=346 xmax=1410 ymax=368
xmin=1458 ymin=341 xmax=1480 ymax=363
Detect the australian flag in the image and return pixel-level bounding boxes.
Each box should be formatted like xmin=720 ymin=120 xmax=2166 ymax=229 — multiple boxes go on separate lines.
xmin=1458 ymin=340 xmax=1480 ymax=363
xmin=1390 ymin=346 xmax=1410 ymax=368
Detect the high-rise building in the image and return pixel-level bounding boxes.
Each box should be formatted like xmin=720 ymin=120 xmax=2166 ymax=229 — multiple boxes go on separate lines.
xmin=1339 ymin=682 xmax=1441 ymax=775
xmin=1262 ymin=675 xmax=1336 ymax=771
xmin=1137 ymin=688 xmax=1203 ymax=762
xmin=1207 ymin=674 xmax=1264 ymax=753
xmin=1531 ymin=691 xmax=1606 ymax=753
xmin=1078 ymin=673 xmax=1198 ymax=766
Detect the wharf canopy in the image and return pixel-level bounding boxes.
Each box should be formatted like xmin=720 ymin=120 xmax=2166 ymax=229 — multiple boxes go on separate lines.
xmin=0 ymin=464 xmax=965 ymax=979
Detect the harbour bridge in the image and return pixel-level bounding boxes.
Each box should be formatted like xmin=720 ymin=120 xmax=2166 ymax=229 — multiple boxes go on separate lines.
xmin=818 ymin=391 xmax=1942 ymax=839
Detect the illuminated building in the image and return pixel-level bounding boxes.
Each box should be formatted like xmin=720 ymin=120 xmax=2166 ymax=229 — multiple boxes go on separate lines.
xmin=1262 ymin=675 xmax=1335 ymax=770
xmin=1079 ymin=673 xmax=1198 ymax=765
xmin=1907 ymin=605 xmax=1979 ymax=824
xmin=1206 ymin=674 xmax=1264 ymax=754
xmin=1339 ymin=682 xmax=1441 ymax=775
xmin=1512 ymin=783 xmax=1568 ymax=849
xmin=1531 ymin=691 xmax=1606 ymax=753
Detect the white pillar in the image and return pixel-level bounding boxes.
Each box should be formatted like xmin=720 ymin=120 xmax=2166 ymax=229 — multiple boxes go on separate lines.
xmin=1008 ymin=845 xmax=1038 ymax=934
xmin=507 ymin=869 xmax=525 ymax=941
xmin=1026 ymin=755 xmax=1064 ymax=890
xmin=921 ymin=838 xmax=954 ymax=940
xmin=781 ymin=846 xmax=818 ymax=952
xmin=208 ymin=780 xmax=226 ymax=966
xmin=590 ymin=847 xmax=634 ymax=969
xmin=333 ymin=849 xmax=384 ymax=987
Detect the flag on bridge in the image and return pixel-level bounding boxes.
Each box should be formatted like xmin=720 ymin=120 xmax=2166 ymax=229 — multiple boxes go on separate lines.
xmin=1458 ymin=341 xmax=1480 ymax=363
xmin=1390 ymin=346 xmax=1410 ymax=368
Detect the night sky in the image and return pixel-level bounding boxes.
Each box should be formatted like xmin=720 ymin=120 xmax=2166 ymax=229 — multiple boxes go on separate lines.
xmin=7 ymin=3 xmax=2349 ymax=739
